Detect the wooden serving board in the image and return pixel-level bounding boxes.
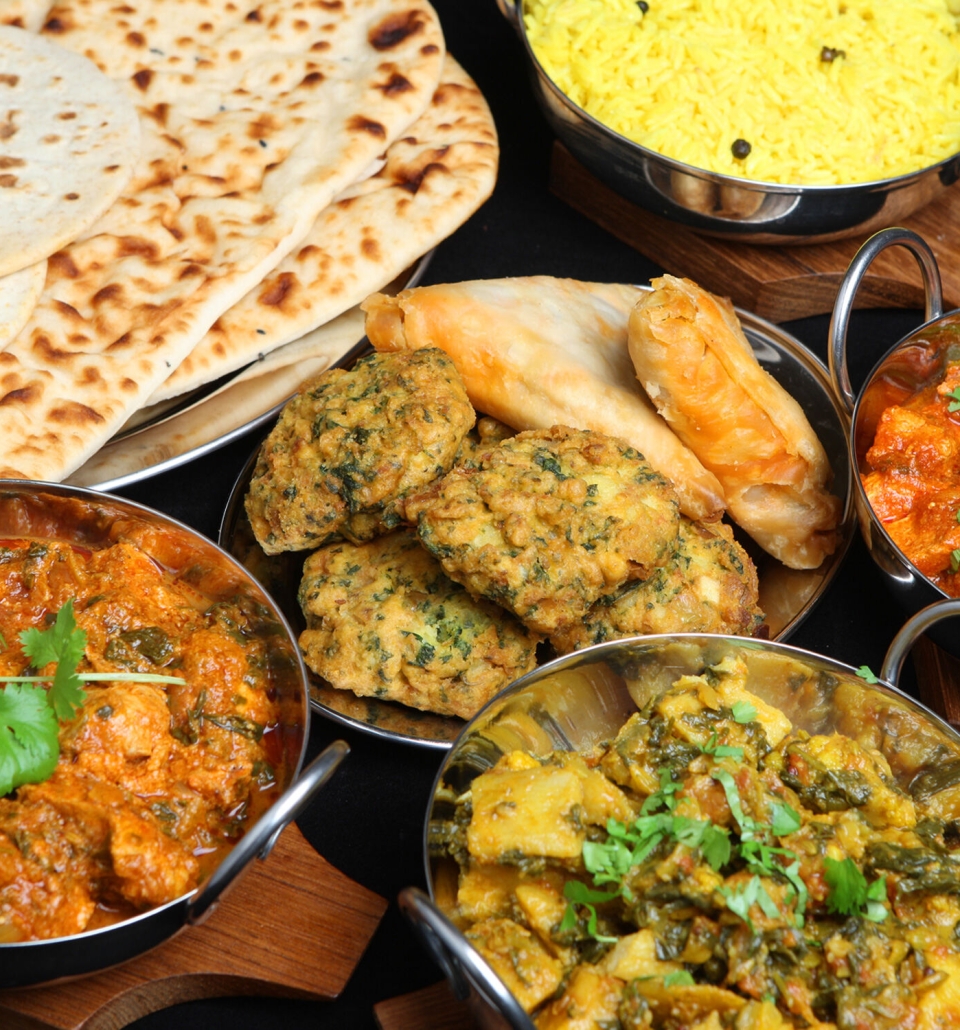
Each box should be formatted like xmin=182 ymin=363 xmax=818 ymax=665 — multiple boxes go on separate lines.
xmin=0 ymin=824 xmax=387 ymax=1030
xmin=549 ymin=142 xmax=960 ymax=321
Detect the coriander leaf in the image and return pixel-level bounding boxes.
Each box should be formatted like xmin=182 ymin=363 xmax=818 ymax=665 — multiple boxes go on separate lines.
xmin=20 ymin=600 xmax=87 ymax=721
xmin=947 ymin=385 xmax=960 ymax=413
xmin=770 ymin=801 xmax=802 ymax=838
xmin=562 ymin=880 xmax=619 ymax=943
xmin=0 ymin=682 xmax=59 ymax=795
xmin=755 ymin=880 xmax=782 ymax=921
xmin=721 ymin=876 xmax=759 ymax=928
xmin=701 ymin=823 xmax=732 ymax=871
xmin=583 ymin=838 xmax=633 ymax=885
xmin=711 ymin=767 xmax=755 ymax=835
xmin=824 ymin=856 xmax=886 ymax=921
xmin=950 ymin=549 xmax=960 ymax=575
xmin=700 ymin=732 xmax=744 ymax=761
xmin=856 ymin=665 xmax=880 ymax=684
xmin=731 ymin=700 xmax=758 ymax=724
xmin=641 ymin=768 xmax=682 ymax=814
xmin=663 ymin=970 xmax=695 ymax=987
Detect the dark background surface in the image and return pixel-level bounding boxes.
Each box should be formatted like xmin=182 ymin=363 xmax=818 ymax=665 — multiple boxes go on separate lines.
xmin=104 ymin=0 xmax=930 ymax=1026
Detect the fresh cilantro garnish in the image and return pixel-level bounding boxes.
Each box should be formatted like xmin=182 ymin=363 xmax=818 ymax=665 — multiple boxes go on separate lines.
xmin=559 ymin=880 xmax=619 ymax=942
xmin=0 ymin=601 xmax=188 ymax=797
xmin=770 ymin=801 xmax=802 ymax=837
xmin=946 ymin=385 xmax=960 ymax=413
xmin=0 ymin=682 xmax=59 ymax=796
xmin=731 ymin=699 xmax=758 ymax=724
xmin=720 ymin=875 xmax=780 ymax=930
xmin=824 ymin=856 xmax=888 ymax=922
xmin=950 ymin=549 xmax=960 ymax=575
xmin=711 ymin=767 xmax=808 ymax=927
xmin=662 ymin=970 xmax=695 ymax=988
xmin=700 ymin=732 xmax=744 ymax=761
xmin=856 ymin=665 xmax=880 ymax=684
xmin=20 ymin=600 xmax=88 ymax=720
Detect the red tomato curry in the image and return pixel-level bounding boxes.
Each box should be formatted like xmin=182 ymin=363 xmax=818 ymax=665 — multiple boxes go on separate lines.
xmin=0 ymin=536 xmax=283 ymax=941
xmin=862 ymin=358 xmax=960 ymax=595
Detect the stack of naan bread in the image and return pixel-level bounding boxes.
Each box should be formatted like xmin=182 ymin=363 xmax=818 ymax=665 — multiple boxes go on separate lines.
xmin=0 ymin=0 xmax=498 ymax=483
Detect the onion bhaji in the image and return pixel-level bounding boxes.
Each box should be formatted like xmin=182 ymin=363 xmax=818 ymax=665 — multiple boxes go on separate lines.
xmin=550 ymin=516 xmax=764 ymax=652
xmin=245 ymin=348 xmax=474 ymax=554
xmin=298 ymin=529 xmax=540 ymax=719
xmin=407 ymin=425 xmax=681 ymax=635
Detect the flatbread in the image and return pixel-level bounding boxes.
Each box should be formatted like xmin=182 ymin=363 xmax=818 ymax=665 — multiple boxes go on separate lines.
xmin=149 ymin=52 xmax=498 ymax=403
xmin=0 ymin=259 xmax=44 ymax=349
xmin=0 ymin=0 xmax=445 ymax=481
xmin=0 ymin=25 xmax=140 ymax=277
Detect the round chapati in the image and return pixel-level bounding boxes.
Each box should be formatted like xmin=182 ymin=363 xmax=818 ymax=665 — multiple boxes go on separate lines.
xmin=0 ymin=258 xmax=44 ymax=349
xmin=0 ymin=25 xmax=140 ymax=277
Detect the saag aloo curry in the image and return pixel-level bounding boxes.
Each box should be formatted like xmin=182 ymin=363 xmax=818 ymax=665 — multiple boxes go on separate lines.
xmin=431 ymin=649 xmax=960 ymax=1029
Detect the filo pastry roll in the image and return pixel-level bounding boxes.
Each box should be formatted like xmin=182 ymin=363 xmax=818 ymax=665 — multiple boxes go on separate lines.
xmin=361 ymin=277 xmax=725 ymax=521
xmin=628 ymin=275 xmax=841 ymax=570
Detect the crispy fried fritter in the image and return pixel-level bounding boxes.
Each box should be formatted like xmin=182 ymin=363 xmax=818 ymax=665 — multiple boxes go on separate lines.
xmin=298 ymin=529 xmax=539 ymax=719
xmin=454 ymin=416 xmax=515 ymax=468
xmin=407 ymin=425 xmax=681 ymax=635
xmin=550 ymin=516 xmax=765 ymax=652
xmin=245 ymin=348 xmax=474 ymax=554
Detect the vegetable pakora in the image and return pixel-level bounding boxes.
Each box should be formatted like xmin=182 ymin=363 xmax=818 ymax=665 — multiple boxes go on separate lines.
xmin=408 ymin=425 xmax=682 ymax=636
xmin=245 ymin=347 xmax=474 ymax=554
xmin=298 ymin=528 xmax=540 ymax=719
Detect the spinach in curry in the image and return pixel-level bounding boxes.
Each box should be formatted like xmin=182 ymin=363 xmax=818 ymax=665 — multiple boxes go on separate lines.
xmin=431 ymin=651 xmax=960 ymax=1029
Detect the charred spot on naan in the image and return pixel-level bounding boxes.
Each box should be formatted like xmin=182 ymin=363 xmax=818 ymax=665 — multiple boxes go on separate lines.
xmin=408 ymin=425 xmax=682 ymax=636
xmin=244 ymin=347 xmax=475 ymax=554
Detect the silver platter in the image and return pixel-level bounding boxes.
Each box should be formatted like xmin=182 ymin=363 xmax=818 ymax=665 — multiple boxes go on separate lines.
xmin=219 ymin=297 xmax=855 ymax=749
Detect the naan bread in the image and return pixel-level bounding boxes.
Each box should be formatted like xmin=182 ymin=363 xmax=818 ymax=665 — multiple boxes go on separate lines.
xmin=362 ymin=277 xmax=726 ymax=521
xmin=628 ymin=275 xmax=841 ymax=569
xmin=0 ymin=0 xmax=445 ymax=481
xmin=149 ymin=53 xmax=498 ymax=403
xmin=0 ymin=25 xmax=140 ymax=277
xmin=0 ymin=260 xmax=45 ymax=349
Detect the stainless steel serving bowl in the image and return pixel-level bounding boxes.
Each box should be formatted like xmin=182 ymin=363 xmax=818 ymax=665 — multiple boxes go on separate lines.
xmin=829 ymin=227 xmax=960 ymax=656
xmin=402 ymin=600 xmax=960 ymax=1029
xmin=0 ymin=481 xmax=348 ymax=988
xmin=497 ymin=0 xmax=960 ymax=245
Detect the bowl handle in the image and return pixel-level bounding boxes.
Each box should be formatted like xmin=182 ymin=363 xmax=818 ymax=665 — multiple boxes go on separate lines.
xmin=494 ymin=0 xmax=521 ymax=31
xmin=398 ymin=887 xmax=536 ymax=1030
xmin=828 ymin=226 xmax=943 ymax=414
xmin=881 ymin=599 xmax=960 ymax=686
xmin=185 ymin=739 xmax=350 ymax=926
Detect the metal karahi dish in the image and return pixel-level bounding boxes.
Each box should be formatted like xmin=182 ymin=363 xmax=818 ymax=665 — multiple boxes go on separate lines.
xmin=0 ymin=481 xmax=348 ymax=988
xmin=829 ymin=226 xmax=960 ymax=656
xmin=495 ymin=0 xmax=960 ymax=245
xmin=403 ymin=600 xmax=960 ymax=1029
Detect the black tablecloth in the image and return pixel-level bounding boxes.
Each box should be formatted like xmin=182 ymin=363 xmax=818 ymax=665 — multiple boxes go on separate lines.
xmin=120 ymin=1 xmax=927 ymax=1025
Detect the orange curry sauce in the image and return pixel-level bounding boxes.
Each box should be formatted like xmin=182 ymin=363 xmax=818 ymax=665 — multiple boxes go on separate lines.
xmin=862 ymin=358 xmax=960 ymax=595
xmin=0 ymin=537 xmax=283 ymax=941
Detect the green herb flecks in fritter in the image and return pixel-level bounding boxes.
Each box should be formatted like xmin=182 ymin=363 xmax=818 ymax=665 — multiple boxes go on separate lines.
xmin=244 ymin=348 xmax=474 ymax=554
xmin=551 ymin=515 xmax=765 ymax=652
xmin=297 ymin=529 xmax=539 ymax=719
xmin=406 ymin=425 xmax=681 ymax=636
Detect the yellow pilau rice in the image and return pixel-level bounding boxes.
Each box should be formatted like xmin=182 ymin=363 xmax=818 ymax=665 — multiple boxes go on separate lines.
xmin=523 ymin=0 xmax=960 ymax=185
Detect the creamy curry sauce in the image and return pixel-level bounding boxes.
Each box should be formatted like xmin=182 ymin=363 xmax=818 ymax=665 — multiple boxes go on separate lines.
xmin=0 ymin=535 xmax=283 ymax=942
